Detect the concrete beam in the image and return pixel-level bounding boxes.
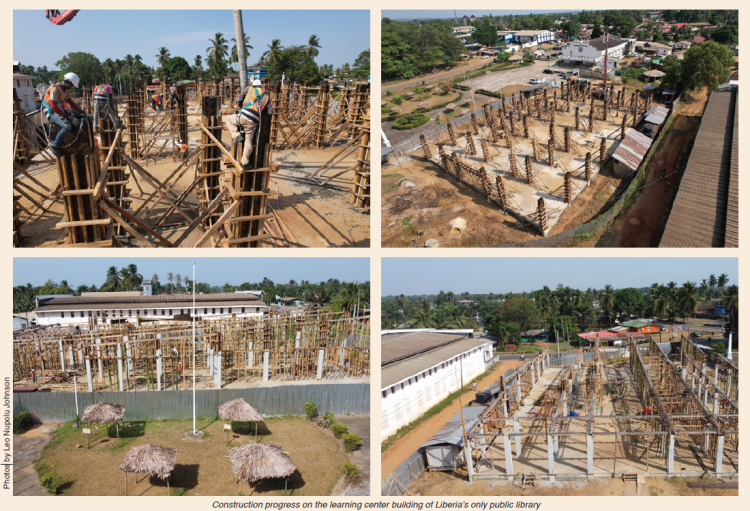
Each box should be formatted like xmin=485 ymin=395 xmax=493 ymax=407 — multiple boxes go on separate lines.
xmin=503 ymin=432 xmax=514 ymax=475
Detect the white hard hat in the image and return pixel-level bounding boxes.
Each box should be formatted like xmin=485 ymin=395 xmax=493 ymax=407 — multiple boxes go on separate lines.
xmin=63 ymin=72 xmax=80 ymax=88
xmin=179 ymin=140 xmax=183 ymax=144
xmin=252 ymin=79 xmax=262 ymax=87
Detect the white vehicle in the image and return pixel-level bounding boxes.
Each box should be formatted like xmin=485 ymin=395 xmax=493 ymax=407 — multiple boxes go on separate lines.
xmin=529 ymin=78 xmax=542 ymax=84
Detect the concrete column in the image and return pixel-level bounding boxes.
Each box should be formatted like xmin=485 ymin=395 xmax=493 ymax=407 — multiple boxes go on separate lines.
xmin=536 ymin=361 xmax=541 ymax=382
xmin=703 ymin=379 xmax=709 ymax=408
xmin=563 ymin=391 xmax=568 ymax=416
xmin=208 ymin=349 xmax=214 ymax=375
xmin=58 ymin=339 xmax=66 ymax=372
xmin=503 ymin=432 xmax=514 ymax=475
xmin=68 ymin=346 xmax=75 ymax=370
xmin=247 ymin=341 xmax=254 ymax=368
xmin=316 ymin=348 xmax=327 ymax=379
xmin=515 ymin=379 xmax=522 ymax=403
xmin=667 ymin=433 xmax=675 ymax=473
xmin=547 ymin=434 xmax=555 ymax=474
xmin=530 ymin=364 xmax=536 ymax=385
xmin=295 ymin=332 xmax=301 ymax=363
xmin=124 ymin=336 xmax=133 ymax=372
xmin=85 ymin=356 xmax=93 ymax=392
xmin=715 ymin=435 xmax=724 ymax=473
xmin=214 ymin=352 xmax=222 ymax=389
xmin=554 ymin=434 xmax=560 ymax=456
xmin=587 ymin=434 xmax=594 ymax=474
xmin=464 ymin=442 xmax=474 ymax=482
xmin=713 ymin=391 xmax=719 ymax=414
xmin=691 ymin=370 xmax=695 ymax=391
xmin=78 ymin=349 xmax=84 ymax=368
xmin=117 ymin=343 xmax=124 ymax=391
xmin=513 ymin=414 xmax=522 ymax=456
xmin=263 ymin=351 xmax=270 ymax=381
xmin=704 ymin=433 xmax=710 ymax=453
xmin=95 ymin=338 xmax=103 ymax=381
xmin=726 ymin=370 xmax=732 ymax=397
xmin=681 ymin=367 xmax=687 ymax=381
xmin=156 ymin=349 xmax=162 ymax=391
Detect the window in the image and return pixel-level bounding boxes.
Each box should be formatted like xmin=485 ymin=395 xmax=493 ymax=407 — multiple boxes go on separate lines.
xmin=61 ymin=312 xmax=65 ymax=318
xmin=242 ymin=307 xmax=245 ymax=313
xmin=97 ymin=311 xmax=101 ymax=317
xmin=204 ymin=308 xmax=207 ymax=314
xmin=129 ymin=310 xmax=132 ymax=316
xmin=228 ymin=308 xmax=231 ymax=314
xmin=180 ymin=309 xmax=184 ymax=315
xmin=88 ymin=311 xmax=92 ymax=318
xmin=137 ymin=310 xmax=140 ymax=316
xmin=220 ymin=308 xmax=224 ymax=314
xmin=169 ymin=309 xmax=172 ymax=315
xmin=394 ymin=403 xmax=404 ymax=419
xmin=80 ymin=311 xmax=84 ymax=318
xmin=417 ymin=391 xmax=424 ymax=406
xmin=212 ymin=308 xmax=215 ymax=314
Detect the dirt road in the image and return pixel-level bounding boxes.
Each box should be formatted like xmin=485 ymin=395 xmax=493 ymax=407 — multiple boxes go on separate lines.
xmin=383 ymin=59 xmax=493 ymax=93
xmin=381 ymin=360 xmax=523 ymax=480
xmin=609 ymin=90 xmax=708 ymax=247
xmin=13 ymin=423 xmax=61 ymax=496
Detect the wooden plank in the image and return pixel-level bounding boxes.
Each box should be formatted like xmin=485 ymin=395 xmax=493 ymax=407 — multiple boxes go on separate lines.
xmin=55 ymin=219 xmax=111 ymax=230
xmin=13 ymin=161 xmax=51 ymax=192
xmin=171 ymin=187 xmax=229 ymax=247
xmin=99 ymin=196 xmax=173 ymax=247
xmin=194 ymin=200 xmax=241 ymax=247
xmin=197 ymin=121 xmax=242 ymax=173
xmin=226 ymin=233 xmax=272 ymax=244
xmin=98 ymin=201 xmax=155 ymax=248
xmin=93 ymin=128 xmax=123 ymax=200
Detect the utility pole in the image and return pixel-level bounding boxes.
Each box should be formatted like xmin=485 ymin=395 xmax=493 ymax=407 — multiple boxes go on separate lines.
xmin=233 ymin=10 xmax=248 ymax=91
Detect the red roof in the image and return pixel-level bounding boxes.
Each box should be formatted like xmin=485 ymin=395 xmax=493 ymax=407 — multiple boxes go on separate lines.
xmin=690 ymin=35 xmax=706 ymax=43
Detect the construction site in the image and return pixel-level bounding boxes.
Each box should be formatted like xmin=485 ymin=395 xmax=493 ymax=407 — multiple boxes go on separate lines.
xmin=382 ymin=79 xmax=668 ymax=246
xmin=13 ymin=79 xmax=370 ymax=248
xmin=13 ymin=309 xmax=370 ymax=392
xmin=383 ymin=337 xmax=738 ymax=496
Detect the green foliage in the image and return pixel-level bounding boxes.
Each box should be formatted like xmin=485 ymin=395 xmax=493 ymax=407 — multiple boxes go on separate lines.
xmin=164 ymin=57 xmax=192 ymax=82
xmin=13 ymin=412 xmax=33 ymax=435
xmin=680 ymin=41 xmax=736 ymax=92
xmin=323 ymin=412 xmax=336 ymax=426
xmin=351 ymin=50 xmax=370 ymax=81
xmin=343 ymin=433 xmax=362 ymax=452
xmin=304 ymin=402 xmax=317 ymax=420
xmin=385 ymin=90 xmax=392 ymax=96
xmin=392 ymin=113 xmax=429 ymax=130
xmin=391 ymin=95 xmax=404 ymax=105
xmin=263 ymin=45 xmax=322 ymax=86
xmin=332 ymin=423 xmax=349 ymax=439
xmin=476 ymin=89 xmax=503 ymax=98
xmin=39 ymin=471 xmax=61 ymax=494
xmin=55 ymin=52 xmax=103 ymax=87
xmin=475 ymin=25 xmax=499 ymax=47
xmin=342 ymin=462 xmax=359 ymax=477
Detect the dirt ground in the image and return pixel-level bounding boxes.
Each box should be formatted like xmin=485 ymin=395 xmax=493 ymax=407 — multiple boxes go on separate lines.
xmin=600 ymin=89 xmax=709 ymax=247
xmin=381 ymin=360 xmax=522 ymax=480
xmin=14 ymin=104 xmax=369 ymax=248
xmin=407 ymin=471 xmax=738 ymax=496
xmin=381 ymin=156 xmax=625 ymax=248
xmin=331 ymin=415 xmax=371 ymax=496
xmin=32 ymin=416 xmax=349 ymax=496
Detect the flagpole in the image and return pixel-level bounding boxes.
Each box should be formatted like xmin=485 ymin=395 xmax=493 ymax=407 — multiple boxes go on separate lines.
xmin=192 ymin=261 xmax=196 ymax=434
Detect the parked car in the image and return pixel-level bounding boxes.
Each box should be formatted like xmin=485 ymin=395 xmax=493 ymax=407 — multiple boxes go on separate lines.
xmin=690 ymin=332 xmax=703 ymax=338
xmin=529 ymin=78 xmax=542 ymax=84
xmin=543 ymin=68 xmax=555 ymax=74
xmin=660 ymin=326 xmax=668 ymax=332
xmin=559 ymin=71 xmax=567 ymax=76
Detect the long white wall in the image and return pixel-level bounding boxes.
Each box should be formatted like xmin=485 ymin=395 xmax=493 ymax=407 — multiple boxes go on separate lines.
xmin=35 ymin=306 xmax=265 ymax=326
xmin=380 ymin=342 xmax=493 ymax=441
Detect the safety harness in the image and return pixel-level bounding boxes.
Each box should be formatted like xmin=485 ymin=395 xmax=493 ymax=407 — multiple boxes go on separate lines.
xmin=42 ymin=83 xmax=69 ymax=119
xmin=236 ymin=86 xmax=268 ymax=134
xmin=94 ymin=84 xmax=109 ymax=103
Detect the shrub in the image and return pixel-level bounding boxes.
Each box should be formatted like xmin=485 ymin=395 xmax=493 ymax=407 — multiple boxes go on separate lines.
xmin=459 ymin=102 xmax=470 ymax=108
xmin=392 ymin=113 xmax=429 ymax=130
xmin=13 ymin=412 xmax=33 ymax=435
xmin=323 ymin=412 xmax=336 ymax=427
xmin=385 ymin=90 xmax=392 ymax=96
xmin=304 ymin=402 xmax=317 ymax=420
xmin=332 ymin=423 xmax=349 ymax=438
xmin=39 ymin=472 xmax=60 ymax=494
xmin=475 ymin=89 xmax=503 ymax=98
xmin=343 ymin=433 xmax=363 ymax=452
xmin=392 ymin=95 xmax=404 ymax=105
xmin=343 ymin=462 xmax=359 ymax=477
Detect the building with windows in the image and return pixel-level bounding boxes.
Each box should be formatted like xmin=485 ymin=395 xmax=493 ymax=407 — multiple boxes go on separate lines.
xmin=34 ymin=292 xmax=266 ymax=326
xmin=560 ymin=36 xmax=628 ymax=69
xmin=14 ymin=72 xmax=36 ymax=111
xmin=513 ymin=30 xmax=555 ymax=47
xmin=453 ymin=26 xmax=475 ymax=43
xmin=380 ymin=330 xmax=493 ymax=441
xmin=247 ymin=65 xmax=268 ymax=81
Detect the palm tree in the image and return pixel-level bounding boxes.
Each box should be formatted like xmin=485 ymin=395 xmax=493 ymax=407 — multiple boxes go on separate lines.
xmin=678 ymin=282 xmax=700 ymax=336
xmin=718 ymin=273 xmax=728 ymax=289
xmin=599 ymin=284 xmax=616 ymax=327
xmin=307 ymin=35 xmax=322 ymax=60
xmin=167 ymin=272 xmax=174 ymax=294
xmin=106 ymin=266 xmax=120 ymax=291
xmin=156 ymin=47 xmax=171 ymax=84
xmin=410 ymin=309 xmax=430 ymax=329
xmin=723 ymin=284 xmax=738 ymax=338
xmin=709 ymin=274 xmax=717 ymax=288
xmin=175 ymin=273 xmax=182 ymax=294
xmin=231 ymin=33 xmax=254 ymax=72
xmin=183 ymin=276 xmax=189 ymax=291
xmin=700 ymin=280 xmax=709 ymax=299
xmin=432 ymin=308 xmax=458 ymax=329
xmin=263 ymin=39 xmax=284 ymax=76
xmin=338 ymin=282 xmax=360 ymax=312
xmin=651 ymin=285 xmax=670 ymax=321
xmin=206 ymin=32 xmax=229 ymax=81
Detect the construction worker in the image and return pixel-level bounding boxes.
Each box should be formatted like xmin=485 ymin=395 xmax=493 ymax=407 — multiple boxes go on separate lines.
xmin=42 ymin=72 xmax=92 ymax=156
xmin=224 ymin=79 xmax=274 ymax=171
xmin=93 ymin=83 xmax=122 ymax=134
xmin=178 ymin=139 xmax=189 ymax=161
xmin=151 ymin=92 xmax=163 ymax=111
xmin=169 ymin=83 xmax=179 ymax=108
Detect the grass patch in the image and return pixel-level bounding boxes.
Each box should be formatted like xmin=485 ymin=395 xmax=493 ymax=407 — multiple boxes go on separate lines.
xmin=392 ymin=113 xmax=430 ymax=130
xmin=381 ymin=363 xmax=500 ymax=453
xmin=34 ymin=417 xmax=346 ymax=496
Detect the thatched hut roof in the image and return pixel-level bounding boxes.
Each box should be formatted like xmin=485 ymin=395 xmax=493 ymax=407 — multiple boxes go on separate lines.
xmin=82 ymin=402 xmax=126 ymax=423
xmin=418 ymin=101 xmax=428 ymax=107
xmin=218 ymin=398 xmax=262 ymax=422
xmin=392 ymin=106 xmax=402 ymax=113
xmin=381 ymin=100 xmax=388 ymax=106
xmin=406 ymin=91 xmax=415 ymax=96
xmin=445 ymin=103 xmax=457 ymax=110
xmin=120 ymin=444 xmax=177 ymax=480
xmin=228 ymin=443 xmax=297 ymax=483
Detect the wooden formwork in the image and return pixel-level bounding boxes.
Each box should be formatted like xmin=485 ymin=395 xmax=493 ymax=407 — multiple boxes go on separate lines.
xmin=198 ymin=95 xmax=224 ymax=227
xmin=13 ymin=89 xmax=31 ymax=165
xmin=13 ymin=310 xmax=370 ymax=391
xmin=349 ymin=118 xmax=370 ymax=212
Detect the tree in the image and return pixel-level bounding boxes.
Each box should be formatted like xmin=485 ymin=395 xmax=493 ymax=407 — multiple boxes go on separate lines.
xmin=155 ymin=47 xmax=170 ymax=84
xmin=680 ymin=41 xmax=735 ymax=92
xmin=194 ymin=55 xmax=203 ymax=81
xmin=167 ymin=272 xmax=174 ymax=294
xmin=55 ymin=52 xmax=103 ymax=87
xmin=591 ymin=25 xmax=603 ymax=39
xmin=711 ymin=25 xmax=738 ymax=45
xmin=231 ymin=32 xmax=254 ymax=74
xmin=561 ymin=20 xmax=581 ymax=40
xmin=651 ymin=285 xmax=670 ymax=320
xmin=678 ymin=282 xmax=700 ymax=334
xmin=106 ymin=266 xmax=120 ymax=291
xmin=614 ymin=288 xmax=646 ymax=319
xmin=263 ymin=39 xmax=284 ymax=76
xmin=206 ymin=32 xmax=229 ymax=82
xmin=718 ymin=273 xmax=729 ymax=289
xmin=709 ymin=274 xmax=717 ymax=288
xmin=474 ymin=24 xmax=498 ymax=47
xmin=599 ymin=284 xmax=616 ymax=326
xmin=233 ymin=10 xmax=249 ymax=90
xmin=164 ymin=57 xmax=192 ymax=82
xmin=351 ymin=50 xmax=370 ymax=81
xmin=266 ymin=45 xmax=321 ymax=85
xmin=723 ymin=284 xmax=738 ymax=342
xmin=307 ymin=35 xmax=322 ymax=60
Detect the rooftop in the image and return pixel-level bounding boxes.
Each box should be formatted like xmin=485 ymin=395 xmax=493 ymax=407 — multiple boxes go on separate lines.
xmin=586 ymin=36 xmax=628 ymax=51
xmin=660 ymin=88 xmax=737 ymax=247
xmin=612 ymin=129 xmax=653 ymax=171
xmin=422 ymin=407 xmax=485 ymax=449
xmin=35 ymin=293 xmax=264 ymax=312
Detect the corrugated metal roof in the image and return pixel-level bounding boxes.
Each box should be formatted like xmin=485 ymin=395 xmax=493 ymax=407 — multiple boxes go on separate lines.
xmin=612 ymin=130 xmax=653 ymax=171
xmin=725 ymin=96 xmax=739 ymax=247
xmin=382 ymin=331 xmax=469 ymax=366
xmin=660 ymin=88 xmax=737 ymax=247
xmin=36 ymin=293 xmax=263 ymax=311
xmin=422 ymin=407 xmax=485 ymax=449
xmin=644 ymin=105 xmax=669 ymax=125
xmin=381 ymin=339 xmax=490 ymax=389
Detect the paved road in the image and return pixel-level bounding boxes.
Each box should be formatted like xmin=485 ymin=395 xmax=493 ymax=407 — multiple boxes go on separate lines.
xmin=13 ymin=424 xmax=59 ymax=496
xmin=382 ymin=59 xmax=495 ymax=93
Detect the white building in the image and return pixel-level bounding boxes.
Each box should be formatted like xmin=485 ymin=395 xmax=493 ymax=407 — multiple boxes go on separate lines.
xmin=674 ymin=40 xmax=692 ymax=51
xmin=513 ymin=30 xmax=555 ymax=47
xmin=453 ymin=26 xmax=475 ymax=43
xmin=34 ymin=292 xmax=267 ymax=326
xmin=560 ymin=36 xmax=628 ymax=69
xmin=13 ymin=313 xmax=36 ymax=331
xmin=380 ymin=330 xmax=493 ymax=441
xmin=14 ymin=73 xmax=36 ymax=111
xmin=643 ymin=42 xmax=673 ymax=56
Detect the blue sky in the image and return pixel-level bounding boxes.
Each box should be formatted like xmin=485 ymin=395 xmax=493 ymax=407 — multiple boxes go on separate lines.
xmin=382 ymin=258 xmax=738 ymax=296
xmin=14 ymin=258 xmax=369 ymax=288
xmin=14 ymin=10 xmax=369 ymax=70
xmin=382 ymin=10 xmax=577 ymax=20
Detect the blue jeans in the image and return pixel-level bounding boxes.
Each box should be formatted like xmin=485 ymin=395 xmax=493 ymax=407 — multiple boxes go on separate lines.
xmin=48 ymin=112 xmax=71 ymax=147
